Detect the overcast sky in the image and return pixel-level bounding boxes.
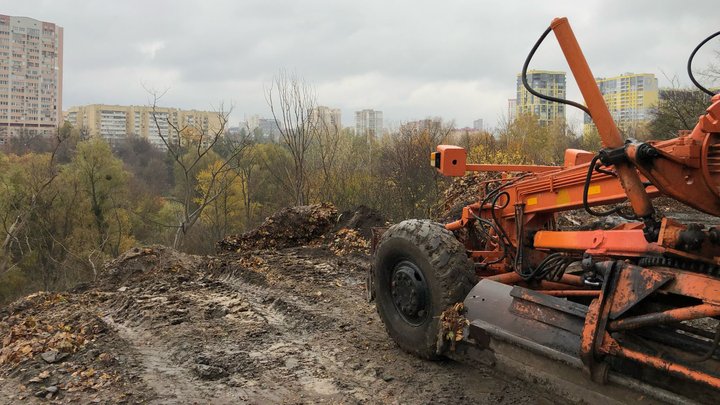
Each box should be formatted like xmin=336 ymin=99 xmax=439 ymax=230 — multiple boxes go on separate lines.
xmin=4 ymin=0 xmax=720 ymax=130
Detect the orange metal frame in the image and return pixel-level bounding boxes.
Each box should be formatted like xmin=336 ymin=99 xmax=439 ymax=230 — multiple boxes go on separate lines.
xmin=435 ymin=17 xmax=720 ymax=391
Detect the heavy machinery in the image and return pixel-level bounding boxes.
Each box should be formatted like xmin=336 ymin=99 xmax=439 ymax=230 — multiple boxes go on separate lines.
xmin=372 ymin=17 xmax=720 ymax=403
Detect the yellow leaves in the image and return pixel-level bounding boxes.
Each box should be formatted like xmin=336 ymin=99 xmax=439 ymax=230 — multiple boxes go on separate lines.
xmin=19 ymin=344 xmax=33 ymax=355
xmin=81 ymin=368 xmax=96 ymax=378
xmin=330 ymin=228 xmax=370 ymax=255
xmin=438 ymin=302 xmax=470 ymax=352
xmin=0 ymin=298 xmax=103 ymax=367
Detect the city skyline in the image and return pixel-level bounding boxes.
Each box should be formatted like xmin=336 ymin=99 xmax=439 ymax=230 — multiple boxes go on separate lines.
xmin=2 ymin=1 xmax=719 ymax=132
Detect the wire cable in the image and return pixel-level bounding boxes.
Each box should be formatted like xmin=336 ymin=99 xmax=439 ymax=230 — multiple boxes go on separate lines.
xmin=583 ymin=155 xmax=623 ymax=217
xmin=687 ymin=30 xmax=720 ymax=97
xmin=522 ymin=27 xmax=592 ymax=117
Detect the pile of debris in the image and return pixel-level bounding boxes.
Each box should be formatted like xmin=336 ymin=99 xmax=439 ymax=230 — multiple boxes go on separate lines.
xmin=218 ymin=203 xmax=339 ymax=252
xmin=98 ymin=245 xmax=203 ymax=291
xmin=434 ymin=173 xmax=495 ymax=222
xmin=335 ymin=205 xmax=387 ymax=240
xmin=330 ymin=228 xmax=370 ymax=255
xmin=218 ymin=203 xmax=388 ymax=255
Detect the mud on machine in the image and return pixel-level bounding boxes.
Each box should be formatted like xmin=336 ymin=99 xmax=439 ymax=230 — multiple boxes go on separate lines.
xmin=371 ymin=17 xmax=720 ymax=403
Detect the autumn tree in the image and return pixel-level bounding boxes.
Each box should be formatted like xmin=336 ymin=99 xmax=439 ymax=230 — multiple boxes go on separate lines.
xmin=648 ymin=87 xmax=711 ymax=139
xmin=66 ymin=138 xmax=129 ymax=256
xmin=149 ymin=97 xmax=252 ymax=249
xmin=265 ymin=70 xmax=319 ymax=205
xmin=376 ymin=119 xmax=453 ymax=219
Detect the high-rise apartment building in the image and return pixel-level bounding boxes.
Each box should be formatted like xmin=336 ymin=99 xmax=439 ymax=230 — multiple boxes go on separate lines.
xmin=507 ymin=99 xmax=517 ymax=122
xmin=0 ymin=15 xmax=63 ymax=142
xmin=64 ymin=104 xmax=222 ymax=149
xmin=355 ymin=109 xmax=383 ymax=138
xmin=515 ymin=70 xmax=566 ymax=125
xmin=472 ymin=118 xmax=484 ymax=131
xmin=584 ymin=73 xmax=659 ymax=134
xmin=246 ymin=114 xmax=281 ymax=140
xmin=309 ymin=106 xmax=341 ymax=132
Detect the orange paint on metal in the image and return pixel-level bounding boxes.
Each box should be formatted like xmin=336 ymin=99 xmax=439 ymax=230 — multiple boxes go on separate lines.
xmin=465 ymin=164 xmax=559 ymax=173
xmin=444 ymin=220 xmax=464 ymax=231
xmin=608 ymin=303 xmax=720 ymax=331
xmin=602 ymin=335 xmax=720 ymax=389
xmin=551 ymin=17 xmax=654 ymax=218
xmin=533 ymin=229 xmax=664 ymax=256
xmin=654 ymin=267 xmax=720 ymax=305
xmin=486 ymin=272 xmax=522 ymax=284
xmin=434 ymin=145 xmax=467 ymax=176
xmin=563 ymin=149 xmax=595 ymax=167
xmin=542 ymin=290 xmax=600 ymax=297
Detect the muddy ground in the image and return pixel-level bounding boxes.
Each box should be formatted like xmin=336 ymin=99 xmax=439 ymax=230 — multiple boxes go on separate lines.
xmin=0 ymin=205 xmax=557 ymax=404
xmin=2 ymin=195 xmax=716 ymax=404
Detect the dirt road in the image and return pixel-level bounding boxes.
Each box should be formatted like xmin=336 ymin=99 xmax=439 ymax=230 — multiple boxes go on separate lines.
xmin=1 ymin=237 xmax=560 ymax=404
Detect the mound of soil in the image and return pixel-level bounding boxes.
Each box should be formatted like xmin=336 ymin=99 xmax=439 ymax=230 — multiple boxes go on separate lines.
xmin=335 ymin=205 xmax=387 ymax=240
xmin=97 ymin=245 xmax=203 ymax=291
xmin=218 ymin=203 xmax=339 ymax=252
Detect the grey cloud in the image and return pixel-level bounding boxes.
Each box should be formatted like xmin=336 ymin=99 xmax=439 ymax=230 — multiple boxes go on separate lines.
xmin=6 ymin=0 xmax=720 ymax=128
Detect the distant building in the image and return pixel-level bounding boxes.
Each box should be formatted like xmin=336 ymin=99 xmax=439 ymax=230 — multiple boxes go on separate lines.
xmin=0 ymin=15 xmax=64 ymax=142
xmin=472 ymin=118 xmax=484 ymax=131
xmin=355 ymin=109 xmax=383 ymax=138
xmin=507 ymin=99 xmax=517 ymax=122
xmin=64 ymin=104 xmax=222 ymax=149
xmin=246 ymin=115 xmax=281 ymax=140
xmin=400 ymin=117 xmax=443 ymax=133
xmin=515 ymin=70 xmax=566 ymax=125
xmin=309 ymin=106 xmax=341 ymax=133
xmin=584 ymin=73 xmax=659 ymax=134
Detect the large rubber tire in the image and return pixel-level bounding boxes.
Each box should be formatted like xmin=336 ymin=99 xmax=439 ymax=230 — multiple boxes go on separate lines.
xmin=374 ymin=219 xmax=476 ymax=359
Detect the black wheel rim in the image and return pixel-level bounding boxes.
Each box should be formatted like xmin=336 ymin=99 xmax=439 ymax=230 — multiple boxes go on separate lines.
xmin=390 ymin=260 xmax=429 ymax=326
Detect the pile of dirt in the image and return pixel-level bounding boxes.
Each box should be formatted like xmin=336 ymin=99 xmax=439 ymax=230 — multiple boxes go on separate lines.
xmin=97 ymin=245 xmax=203 ymax=291
xmin=218 ymin=203 xmax=339 ymax=252
xmin=218 ymin=203 xmax=387 ymax=254
xmin=335 ymin=205 xmax=387 ymax=240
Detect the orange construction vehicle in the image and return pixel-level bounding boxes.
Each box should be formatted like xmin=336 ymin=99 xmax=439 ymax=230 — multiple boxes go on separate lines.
xmin=372 ymin=17 xmax=720 ymax=403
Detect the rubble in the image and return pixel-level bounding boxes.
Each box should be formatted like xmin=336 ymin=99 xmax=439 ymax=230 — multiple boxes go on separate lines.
xmin=335 ymin=205 xmax=387 ymax=240
xmin=217 ymin=203 xmax=339 ymax=252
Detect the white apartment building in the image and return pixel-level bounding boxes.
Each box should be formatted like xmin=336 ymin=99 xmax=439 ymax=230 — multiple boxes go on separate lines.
xmin=355 ymin=109 xmax=383 ymax=138
xmin=0 ymin=14 xmax=63 ymax=141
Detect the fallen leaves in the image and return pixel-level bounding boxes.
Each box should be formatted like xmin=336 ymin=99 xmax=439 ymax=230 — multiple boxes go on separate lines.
xmin=437 ymin=302 xmax=470 ymax=353
xmin=330 ymin=228 xmax=370 ymax=255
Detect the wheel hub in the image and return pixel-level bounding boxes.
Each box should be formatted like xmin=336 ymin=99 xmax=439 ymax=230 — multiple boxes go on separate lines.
xmin=390 ymin=260 xmax=429 ymax=325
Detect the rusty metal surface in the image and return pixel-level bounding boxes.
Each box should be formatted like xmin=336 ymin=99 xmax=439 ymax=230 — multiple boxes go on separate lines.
xmin=464 ymin=280 xmax=583 ymax=358
xmin=608 ymin=265 xmax=674 ymax=319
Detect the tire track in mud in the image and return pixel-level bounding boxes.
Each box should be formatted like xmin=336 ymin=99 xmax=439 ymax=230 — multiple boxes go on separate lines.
xmin=94 ymin=247 xmax=551 ymax=404
xmin=209 ymin=252 xmax=552 ymax=404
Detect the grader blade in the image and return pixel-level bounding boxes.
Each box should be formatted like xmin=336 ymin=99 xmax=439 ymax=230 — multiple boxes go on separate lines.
xmin=459 ymin=280 xmax=703 ymax=404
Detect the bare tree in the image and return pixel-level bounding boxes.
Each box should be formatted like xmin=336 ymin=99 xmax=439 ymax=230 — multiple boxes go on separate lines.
xmin=149 ymin=94 xmax=252 ymax=249
xmin=648 ymin=75 xmax=711 ymax=140
xmin=265 ymin=70 xmax=318 ymax=205
xmin=311 ymin=110 xmax=341 ymax=202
